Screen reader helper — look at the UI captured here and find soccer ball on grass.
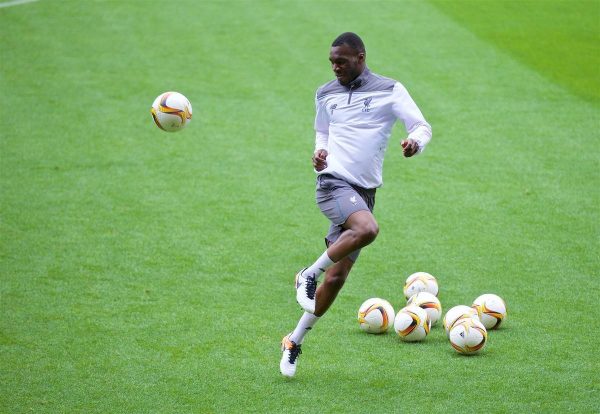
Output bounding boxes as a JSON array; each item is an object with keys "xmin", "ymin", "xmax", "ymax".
[
  {"xmin": 472, "ymin": 294, "xmax": 507, "ymax": 330},
  {"xmin": 448, "ymin": 316, "xmax": 488, "ymax": 354},
  {"xmin": 403, "ymin": 272, "xmax": 438, "ymax": 299},
  {"xmin": 407, "ymin": 292, "xmax": 442, "ymax": 326},
  {"xmin": 357, "ymin": 298, "xmax": 395, "ymax": 334},
  {"xmin": 394, "ymin": 305, "xmax": 431, "ymax": 342},
  {"xmin": 443, "ymin": 305, "xmax": 479, "ymax": 336}
]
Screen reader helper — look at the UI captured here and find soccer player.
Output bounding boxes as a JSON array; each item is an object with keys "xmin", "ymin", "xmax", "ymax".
[{"xmin": 280, "ymin": 32, "xmax": 432, "ymax": 377}]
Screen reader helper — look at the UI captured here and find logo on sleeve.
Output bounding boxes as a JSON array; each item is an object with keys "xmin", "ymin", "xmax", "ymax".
[{"xmin": 330, "ymin": 104, "xmax": 337, "ymax": 115}]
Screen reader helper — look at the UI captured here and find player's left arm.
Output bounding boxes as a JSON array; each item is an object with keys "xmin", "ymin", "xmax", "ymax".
[{"xmin": 391, "ymin": 82, "xmax": 432, "ymax": 158}]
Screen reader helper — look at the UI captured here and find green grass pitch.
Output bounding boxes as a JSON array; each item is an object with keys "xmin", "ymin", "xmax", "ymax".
[{"xmin": 1, "ymin": 0, "xmax": 599, "ymax": 412}]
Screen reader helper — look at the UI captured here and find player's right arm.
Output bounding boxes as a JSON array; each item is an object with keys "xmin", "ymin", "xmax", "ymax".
[
  {"xmin": 312, "ymin": 149, "xmax": 328, "ymax": 171},
  {"xmin": 313, "ymin": 91, "xmax": 330, "ymax": 171}
]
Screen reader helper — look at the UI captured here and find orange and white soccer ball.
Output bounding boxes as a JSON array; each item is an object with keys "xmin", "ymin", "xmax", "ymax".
[
  {"xmin": 403, "ymin": 272, "xmax": 438, "ymax": 299},
  {"xmin": 151, "ymin": 91, "xmax": 192, "ymax": 132},
  {"xmin": 449, "ymin": 317, "xmax": 488, "ymax": 354},
  {"xmin": 407, "ymin": 292, "xmax": 442, "ymax": 326},
  {"xmin": 443, "ymin": 305, "xmax": 479, "ymax": 336},
  {"xmin": 357, "ymin": 298, "xmax": 395, "ymax": 334},
  {"xmin": 394, "ymin": 305, "xmax": 431, "ymax": 342},
  {"xmin": 472, "ymin": 294, "xmax": 507, "ymax": 330}
]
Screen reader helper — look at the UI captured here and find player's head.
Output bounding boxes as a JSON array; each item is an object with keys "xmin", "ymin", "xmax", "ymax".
[{"xmin": 330, "ymin": 32, "xmax": 366, "ymax": 86}]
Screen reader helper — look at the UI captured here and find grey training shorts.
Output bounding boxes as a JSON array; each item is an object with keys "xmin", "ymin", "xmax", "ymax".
[{"xmin": 316, "ymin": 174, "xmax": 376, "ymax": 262}]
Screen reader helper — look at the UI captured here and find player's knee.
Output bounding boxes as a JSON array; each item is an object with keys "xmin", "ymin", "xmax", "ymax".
[{"xmin": 358, "ymin": 222, "xmax": 379, "ymax": 245}]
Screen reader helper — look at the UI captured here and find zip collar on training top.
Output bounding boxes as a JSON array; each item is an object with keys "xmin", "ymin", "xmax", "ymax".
[
  {"xmin": 343, "ymin": 67, "xmax": 371, "ymax": 104},
  {"xmin": 344, "ymin": 67, "xmax": 371, "ymax": 90}
]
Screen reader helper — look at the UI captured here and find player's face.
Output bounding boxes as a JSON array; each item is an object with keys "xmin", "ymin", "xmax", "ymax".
[{"xmin": 329, "ymin": 44, "xmax": 365, "ymax": 86}]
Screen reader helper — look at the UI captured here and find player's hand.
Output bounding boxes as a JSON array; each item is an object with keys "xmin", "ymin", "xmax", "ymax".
[
  {"xmin": 313, "ymin": 149, "xmax": 328, "ymax": 171},
  {"xmin": 401, "ymin": 139, "xmax": 420, "ymax": 158}
]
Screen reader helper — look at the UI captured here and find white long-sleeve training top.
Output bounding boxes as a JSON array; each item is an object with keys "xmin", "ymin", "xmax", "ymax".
[{"xmin": 314, "ymin": 67, "xmax": 432, "ymax": 189}]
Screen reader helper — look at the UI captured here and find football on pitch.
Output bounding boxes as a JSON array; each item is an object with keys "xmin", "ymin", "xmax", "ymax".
[
  {"xmin": 449, "ymin": 316, "xmax": 488, "ymax": 355},
  {"xmin": 443, "ymin": 305, "xmax": 479, "ymax": 336},
  {"xmin": 357, "ymin": 298, "xmax": 395, "ymax": 334},
  {"xmin": 403, "ymin": 272, "xmax": 438, "ymax": 299},
  {"xmin": 472, "ymin": 293, "xmax": 507, "ymax": 330},
  {"xmin": 394, "ymin": 305, "xmax": 431, "ymax": 342},
  {"xmin": 407, "ymin": 292, "xmax": 442, "ymax": 326},
  {"xmin": 151, "ymin": 91, "xmax": 192, "ymax": 132}
]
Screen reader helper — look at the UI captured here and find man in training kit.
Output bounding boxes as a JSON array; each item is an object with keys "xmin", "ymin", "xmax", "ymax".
[{"xmin": 280, "ymin": 32, "xmax": 432, "ymax": 377}]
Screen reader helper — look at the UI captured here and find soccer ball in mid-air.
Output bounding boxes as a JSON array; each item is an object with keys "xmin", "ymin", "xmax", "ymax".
[
  {"xmin": 403, "ymin": 272, "xmax": 438, "ymax": 299},
  {"xmin": 449, "ymin": 317, "xmax": 488, "ymax": 355},
  {"xmin": 394, "ymin": 305, "xmax": 431, "ymax": 342},
  {"xmin": 357, "ymin": 298, "xmax": 395, "ymax": 334},
  {"xmin": 407, "ymin": 292, "xmax": 442, "ymax": 326},
  {"xmin": 443, "ymin": 305, "xmax": 479, "ymax": 336},
  {"xmin": 472, "ymin": 294, "xmax": 507, "ymax": 330},
  {"xmin": 151, "ymin": 91, "xmax": 192, "ymax": 132}
]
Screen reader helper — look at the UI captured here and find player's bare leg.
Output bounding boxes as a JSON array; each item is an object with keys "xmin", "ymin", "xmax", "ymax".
[
  {"xmin": 286, "ymin": 211, "xmax": 377, "ymax": 376},
  {"xmin": 296, "ymin": 210, "xmax": 378, "ymax": 313},
  {"xmin": 283, "ymin": 255, "xmax": 355, "ymax": 376},
  {"xmin": 314, "ymin": 258, "xmax": 354, "ymax": 316},
  {"xmin": 326, "ymin": 210, "xmax": 378, "ymax": 262}
]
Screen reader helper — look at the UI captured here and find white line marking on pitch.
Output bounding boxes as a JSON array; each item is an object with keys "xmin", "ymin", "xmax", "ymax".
[{"xmin": 0, "ymin": 0, "xmax": 39, "ymax": 8}]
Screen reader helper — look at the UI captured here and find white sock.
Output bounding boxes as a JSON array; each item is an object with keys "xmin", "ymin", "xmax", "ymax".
[
  {"xmin": 303, "ymin": 251, "xmax": 334, "ymax": 281},
  {"xmin": 289, "ymin": 312, "xmax": 320, "ymax": 344}
]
